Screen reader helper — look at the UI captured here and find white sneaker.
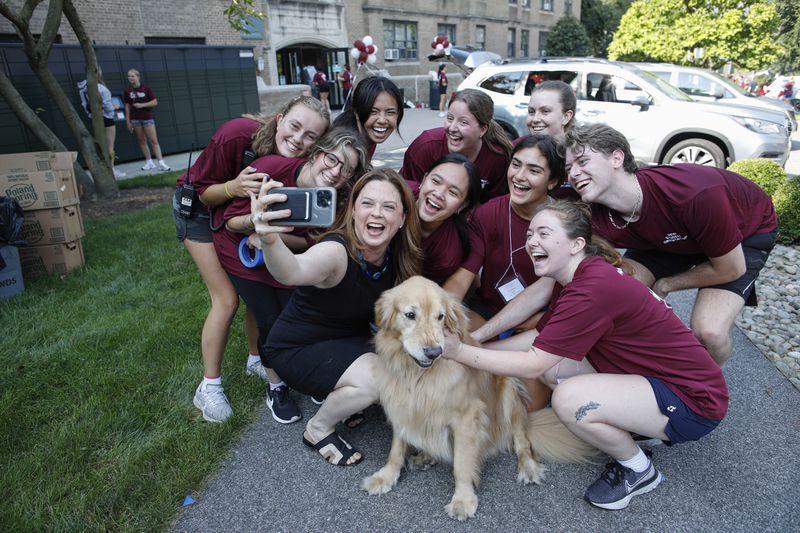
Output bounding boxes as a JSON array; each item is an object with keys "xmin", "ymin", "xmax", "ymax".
[
  {"xmin": 157, "ymin": 160, "xmax": 171, "ymax": 171},
  {"xmin": 141, "ymin": 160, "xmax": 156, "ymax": 170},
  {"xmin": 113, "ymin": 168, "xmax": 126, "ymax": 179},
  {"xmin": 193, "ymin": 382, "xmax": 233, "ymax": 423},
  {"xmin": 245, "ymin": 360, "xmax": 269, "ymax": 382}
]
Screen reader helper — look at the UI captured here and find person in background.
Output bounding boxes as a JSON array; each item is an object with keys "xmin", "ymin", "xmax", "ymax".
[
  {"xmin": 443, "ymin": 201, "xmax": 728, "ymax": 511},
  {"xmin": 333, "ymin": 76, "xmax": 404, "ymax": 162},
  {"xmin": 123, "ymin": 68, "xmax": 170, "ymax": 171},
  {"xmin": 337, "ymin": 63, "xmax": 354, "ymax": 105},
  {"xmin": 437, "ymin": 64, "xmax": 449, "ymax": 118},
  {"xmin": 77, "ymin": 67, "xmax": 125, "ymax": 178},
  {"xmin": 175, "ymin": 96, "xmax": 329, "ymax": 423},
  {"xmin": 401, "ymin": 89, "xmax": 512, "ymax": 202},
  {"xmin": 313, "ymin": 66, "xmax": 331, "ymax": 112}
]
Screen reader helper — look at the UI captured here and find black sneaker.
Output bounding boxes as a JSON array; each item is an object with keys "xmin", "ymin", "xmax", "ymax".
[
  {"xmin": 584, "ymin": 459, "xmax": 662, "ymax": 510},
  {"xmin": 310, "ymin": 394, "xmax": 326, "ymax": 405},
  {"xmin": 266, "ymin": 385, "xmax": 302, "ymax": 424}
]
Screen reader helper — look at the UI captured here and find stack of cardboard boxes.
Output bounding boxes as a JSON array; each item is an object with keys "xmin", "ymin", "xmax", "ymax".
[{"xmin": 0, "ymin": 151, "xmax": 85, "ymax": 279}]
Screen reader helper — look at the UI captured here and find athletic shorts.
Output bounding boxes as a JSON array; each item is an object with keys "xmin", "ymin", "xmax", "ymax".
[
  {"xmin": 645, "ymin": 376, "xmax": 721, "ymax": 444},
  {"xmin": 103, "ymin": 117, "xmax": 115, "ymax": 127},
  {"xmin": 130, "ymin": 118, "xmax": 155, "ymax": 127},
  {"xmin": 624, "ymin": 231, "xmax": 776, "ymax": 306},
  {"xmin": 172, "ymin": 189, "xmax": 212, "ymax": 243}
]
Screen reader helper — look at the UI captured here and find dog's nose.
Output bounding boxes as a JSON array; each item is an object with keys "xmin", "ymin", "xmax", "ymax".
[{"xmin": 423, "ymin": 346, "xmax": 443, "ymax": 360}]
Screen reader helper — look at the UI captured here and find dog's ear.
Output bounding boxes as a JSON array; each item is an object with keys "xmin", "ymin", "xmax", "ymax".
[
  {"xmin": 375, "ymin": 287, "xmax": 398, "ymax": 331},
  {"xmin": 443, "ymin": 289, "xmax": 469, "ymax": 339}
]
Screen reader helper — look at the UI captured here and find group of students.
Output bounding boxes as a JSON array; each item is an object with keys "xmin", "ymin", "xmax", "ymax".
[{"xmin": 173, "ymin": 75, "xmax": 777, "ymax": 510}]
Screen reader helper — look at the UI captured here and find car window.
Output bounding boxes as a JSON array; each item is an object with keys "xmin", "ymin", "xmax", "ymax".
[
  {"xmin": 649, "ymin": 71, "xmax": 670, "ymax": 82},
  {"xmin": 584, "ymin": 73, "xmax": 652, "ymax": 104},
  {"xmin": 479, "ymin": 71, "xmax": 524, "ymax": 95},
  {"xmin": 522, "ymin": 70, "xmax": 579, "ymax": 96},
  {"xmin": 677, "ymin": 72, "xmax": 726, "ymax": 98}
]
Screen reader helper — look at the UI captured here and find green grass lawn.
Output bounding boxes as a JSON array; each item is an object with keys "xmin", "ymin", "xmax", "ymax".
[{"xmin": 0, "ymin": 199, "xmax": 264, "ymax": 530}]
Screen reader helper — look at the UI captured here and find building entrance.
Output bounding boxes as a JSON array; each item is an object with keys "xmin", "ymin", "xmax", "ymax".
[{"xmin": 277, "ymin": 44, "xmax": 350, "ymax": 109}]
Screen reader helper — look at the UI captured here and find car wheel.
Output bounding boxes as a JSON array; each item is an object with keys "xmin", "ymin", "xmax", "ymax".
[
  {"xmin": 663, "ymin": 139, "xmax": 725, "ymax": 167},
  {"xmin": 499, "ymin": 123, "xmax": 519, "ymax": 142}
]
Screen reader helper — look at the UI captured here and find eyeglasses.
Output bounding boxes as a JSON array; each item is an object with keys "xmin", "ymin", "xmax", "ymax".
[{"xmin": 321, "ymin": 151, "xmax": 354, "ymax": 179}]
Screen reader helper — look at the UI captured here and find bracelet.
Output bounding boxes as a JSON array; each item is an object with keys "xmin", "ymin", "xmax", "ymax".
[{"xmin": 224, "ymin": 181, "xmax": 235, "ymax": 199}]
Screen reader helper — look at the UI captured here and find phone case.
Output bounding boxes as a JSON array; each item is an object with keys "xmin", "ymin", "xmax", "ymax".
[{"xmin": 267, "ymin": 187, "xmax": 336, "ymax": 228}]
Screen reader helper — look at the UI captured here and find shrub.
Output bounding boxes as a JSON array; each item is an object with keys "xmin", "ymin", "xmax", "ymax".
[
  {"xmin": 727, "ymin": 158, "xmax": 787, "ymax": 197},
  {"xmin": 773, "ymin": 177, "xmax": 800, "ymax": 244}
]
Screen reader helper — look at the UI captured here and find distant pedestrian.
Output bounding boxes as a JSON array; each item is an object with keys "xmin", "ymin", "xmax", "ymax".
[
  {"xmin": 123, "ymin": 68, "xmax": 170, "ymax": 171},
  {"xmin": 77, "ymin": 67, "xmax": 125, "ymax": 178},
  {"xmin": 313, "ymin": 67, "xmax": 331, "ymax": 112},
  {"xmin": 437, "ymin": 64, "xmax": 448, "ymax": 117}
]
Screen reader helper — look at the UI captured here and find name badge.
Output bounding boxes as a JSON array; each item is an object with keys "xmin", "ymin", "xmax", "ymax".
[{"xmin": 495, "ymin": 271, "xmax": 527, "ymax": 304}]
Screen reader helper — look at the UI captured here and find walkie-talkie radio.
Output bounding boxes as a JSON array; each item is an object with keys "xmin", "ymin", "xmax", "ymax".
[{"xmin": 178, "ymin": 144, "xmax": 197, "ymax": 218}]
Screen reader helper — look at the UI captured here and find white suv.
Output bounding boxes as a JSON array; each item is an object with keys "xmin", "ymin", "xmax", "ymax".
[
  {"xmin": 458, "ymin": 58, "xmax": 791, "ymax": 168},
  {"xmin": 634, "ymin": 62, "xmax": 797, "ymax": 132}
]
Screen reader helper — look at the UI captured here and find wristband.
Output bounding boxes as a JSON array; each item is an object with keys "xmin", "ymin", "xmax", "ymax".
[
  {"xmin": 238, "ymin": 237, "xmax": 264, "ymax": 268},
  {"xmin": 224, "ymin": 181, "xmax": 235, "ymax": 199}
]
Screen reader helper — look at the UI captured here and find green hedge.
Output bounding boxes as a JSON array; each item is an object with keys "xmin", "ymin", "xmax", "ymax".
[{"xmin": 727, "ymin": 158, "xmax": 799, "ymax": 245}]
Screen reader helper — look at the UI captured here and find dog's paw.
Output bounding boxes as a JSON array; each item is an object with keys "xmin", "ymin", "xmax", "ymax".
[
  {"xmin": 445, "ymin": 493, "xmax": 478, "ymax": 521},
  {"xmin": 517, "ymin": 456, "xmax": 546, "ymax": 485},
  {"xmin": 361, "ymin": 471, "xmax": 398, "ymax": 495},
  {"xmin": 407, "ymin": 450, "xmax": 437, "ymax": 471}
]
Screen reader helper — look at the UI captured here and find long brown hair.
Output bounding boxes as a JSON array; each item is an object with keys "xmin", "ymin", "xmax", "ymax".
[
  {"xmin": 536, "ymin": 201, "xmax": 633, "ymax": 274},
  {"xmin": 449, "ymin": 89, "xmax": 512, "ymax": 161},
  {"xmin": 245, "ymin": 96, "xmax": 330, "ymax": 157},
  {"xmin": 326, "ymin": 169, "xmax": 422, "ymax": 283}
]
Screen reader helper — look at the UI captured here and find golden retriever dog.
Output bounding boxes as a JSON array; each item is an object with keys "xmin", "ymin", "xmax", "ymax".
[{"xmin": 362, "ymin": 276, "xmax": 596, "ymax": 520}]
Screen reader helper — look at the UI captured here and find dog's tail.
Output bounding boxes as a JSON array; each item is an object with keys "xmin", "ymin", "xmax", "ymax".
[{"xmin": 527, "ymin": 408, "xmax": 599, "ymax": 464}]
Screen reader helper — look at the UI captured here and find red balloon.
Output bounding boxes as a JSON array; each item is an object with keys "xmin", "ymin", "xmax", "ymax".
[
  {"xmin": 359, "ymin": 51, "xmax": 368, "ymax": 63},
  {"xmin": 431, "ymin": 41, "xmax": 437, "ymax": 49},
  {"xmin": 366, "ymin": 45, "xmax": 375, "ymax": 54},
  {"xmin": 354, "ymin": 39, "xmax": 365, "ymax": 51}
]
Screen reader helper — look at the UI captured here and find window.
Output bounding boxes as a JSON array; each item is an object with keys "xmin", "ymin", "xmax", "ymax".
[
  {"xmin": 585, "ymin": 73, "xmax": 651, "ymax": 104},
  {"xmin": 522, "ymin": 0, "xmax": 531, "ymax": 7},
  {"xmin": 479, "ymin": 71, "xmax": 524, "ymax": 95},
  {"xmin": 565, "ymin": 0, "xmax": 573, "ymax": 15},
  {"xmin": 677, "ymin": 72, "xmax": 733, "ymax": 98},
  {"xmin": 239, "ymin": 15, "xmax": 264, "ymax": 40},
  {"xmin": 509, "ymin": 0, "xmax": 517, "ymax": 4},
  {"xmin": 475, "ymin": 25, "xmax": 486, "ymax": 51},
  {"xmin": 384, "ymin": 20, "xmax": 418, "ymax": 60},
  {"xmin": 521, "ymin": 30, "xmax": 530, "ymax": 57},
  {"xmin": 437, "ymin": 24, "xmax": 456, "ymax": 45},
  {"xmin": 541, "ymin": 0, "xmax": 553, "ymax": 12},
  {"xmin": 538, "ymin": 31, "xmax": 549, "ymax": 57},
  {"xmin": 507, "ymin": 28, "xmax": 517, "ymax": 58},
  {"xmin": 523, "ymin": 70, "xmax": 579, "ymax": 95}
]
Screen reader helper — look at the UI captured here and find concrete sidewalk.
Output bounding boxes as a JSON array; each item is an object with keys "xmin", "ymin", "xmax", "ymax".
[{"xmin": 171, "ymin": 291, "xmax": 799, "ymax": 532}]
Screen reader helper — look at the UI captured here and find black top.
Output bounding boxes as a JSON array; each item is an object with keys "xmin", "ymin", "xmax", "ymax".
[{"xmin": 266, "ymin": 234, "xmax": 396, "ymax": 350}]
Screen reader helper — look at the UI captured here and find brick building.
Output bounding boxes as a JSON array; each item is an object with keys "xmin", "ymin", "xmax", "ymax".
[{"xmin": 1, "ymin": 0, "xmax": 580, "ymax": 106}]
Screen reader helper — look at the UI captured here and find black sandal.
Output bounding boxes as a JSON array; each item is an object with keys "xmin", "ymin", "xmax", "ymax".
[{"xmin": 302, "ymin": 431, "xmax": 363, "ymax": 466}]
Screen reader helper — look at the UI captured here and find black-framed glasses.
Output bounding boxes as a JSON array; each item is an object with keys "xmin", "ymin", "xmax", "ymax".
[{"xmin": 321, "ymin": 151, "xmax": 354, "ymax": 179}]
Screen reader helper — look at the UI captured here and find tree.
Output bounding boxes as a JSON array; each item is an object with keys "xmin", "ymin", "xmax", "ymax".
[
  {"xmin": 774, "ymin": 0, "xmax": 800, "ymax": 73},
  {"xmin": 545, "ymin": 16, "xmax": 592, "ymax": 57},
  {"xmin": 0, "ymin": 0, "xmax": 115, "ymax": 199},
  {"xmin": 608, "ymin": 0, "xmax": 783, "ymax": 71},
  {"xmin": 580, "ymin": 0, "xmax": 633, "ymax": 58}
]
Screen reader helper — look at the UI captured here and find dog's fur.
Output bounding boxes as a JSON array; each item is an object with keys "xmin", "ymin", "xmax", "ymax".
[{"xmin": 362, "ymin": 276, "xmax": 596, "ymax": 520}]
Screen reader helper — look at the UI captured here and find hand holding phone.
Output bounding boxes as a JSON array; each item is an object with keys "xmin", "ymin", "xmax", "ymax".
[{"xmin": 266, "ymin": 187, "xmax": 337, "ymax": 228}]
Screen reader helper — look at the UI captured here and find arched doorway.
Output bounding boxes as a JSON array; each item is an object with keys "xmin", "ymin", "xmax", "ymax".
[{"xmin": 276, "ymin": 43, "xmax": 350, "ymax": 109}]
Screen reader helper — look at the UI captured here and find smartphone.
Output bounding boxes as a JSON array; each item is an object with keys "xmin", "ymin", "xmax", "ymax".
[{"xmin": 266, "ymin": 187, "xmax": 337, "ymax": 227}]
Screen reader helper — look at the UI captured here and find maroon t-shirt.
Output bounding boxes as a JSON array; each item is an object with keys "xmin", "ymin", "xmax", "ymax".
[
  {"xmin": 408, "ymin": 180, "xmax": 466, "ymax": 285},
  {"xmin": 213, "ymin": 156, "xmax": 308, "ymax": 286},
  {"xmin": 462, "ymin": 194, "xmax": 539, "ymax": 316},
  {"xmin": 534, "ymin": 256, "xmax": 728, "ymax": 421},
  {"xmin": 400, "ymin": 128, "xmax": 509, "ymax": 202},
  {"xmin": 123, "ymin": 84, "xmax": 156, "ymax": 121},
  {"xmin": 592, "ymin": 164, "xmax": 777, "ymax": 258}
]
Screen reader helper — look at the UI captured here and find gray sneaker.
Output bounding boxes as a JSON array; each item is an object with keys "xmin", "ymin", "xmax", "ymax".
[
  {"xmin": 245, "ymin": 360, "xmax": 269, "ymax": 382},
  {"xmin": 584, "ymin": 460, "xmax": 662, "ymax": 510},
  {"xmin": 193, "ymin": 382, "xmax": 233, "ymax": 423}
]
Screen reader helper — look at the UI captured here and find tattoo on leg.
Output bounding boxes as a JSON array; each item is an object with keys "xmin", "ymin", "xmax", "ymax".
[{"xmin": 575, "ymin": 401, "xmax": 600, "ymax": 422}]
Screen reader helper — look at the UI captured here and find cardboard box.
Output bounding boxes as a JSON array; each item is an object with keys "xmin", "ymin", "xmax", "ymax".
[
  {"xmin": 19, "ymin": 240, "xmax": 84, "ymax": 278},
  {"xmin": 19, "ymin": 205, "xmax": 85, "ymax": 245},
  {"xmin": 0, "ymin": 151, "xmax": 76, "ymax": 174},
  {"xmin": 0, "ymin": 169, "xmax": 79, "ymax": 209}
]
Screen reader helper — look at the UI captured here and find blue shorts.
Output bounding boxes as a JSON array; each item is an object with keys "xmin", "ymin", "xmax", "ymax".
[
  {"xmin": 130, "ymin": 118, "xmax": 155, "ymax": 127},
  {"xmin": 172, "ymin": 189, "xmax": 212, "ymax": 243},
  {"xmin": 645, "ymin": 376, "xmax": 721, "ymax": 444}
]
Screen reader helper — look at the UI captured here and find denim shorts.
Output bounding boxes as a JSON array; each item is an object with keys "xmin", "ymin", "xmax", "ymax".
[
  {"xmin": 624, "ymin": 231, "xmax": 776, "ymax": 306},
  {"xmin": 172, "ymin": 189, "xmax": 212, "ymax": 243},
  {"xmin": 645, "ymin": 376, "xmax": 721, "ymax": 444},
  {"xmin": 130, "ymin": 118, "xmax": 155, "ymax": 127}
]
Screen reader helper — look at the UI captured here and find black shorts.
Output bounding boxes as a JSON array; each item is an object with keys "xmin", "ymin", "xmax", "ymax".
[
  {"xmin": 103, "ymin": 117, "xmax": 115, "ymax": 127},
  {"xmin": 318, "ymin": 86, "xmax": 330, "ymax": 94},
  {"xmin": 624, "ymin": 231, "xmax": 776, "ymax": 306},
  {"xmin": 172, "ymin": 189, "xmax": 212, "ymax": 243}
]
